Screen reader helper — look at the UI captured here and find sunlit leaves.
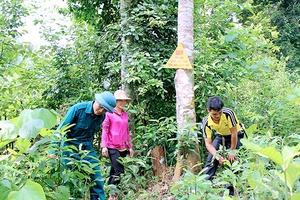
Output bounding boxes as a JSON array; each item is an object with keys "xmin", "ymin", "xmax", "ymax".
[
  {"xmin": 0, "ymin": 120, "xmax": 19, "ymax": 141},
  {"xmin": 31, "ymin": 108, "xmax": 57, "ymax": 129},
  {"xmin": 7, "ymin": 180, "xmax": 46, "ymax": 200},
  {"xmin": 0, "ymin": 180, "xmax": 12, "ymax": 200},
  {"xmin": 15, "ymin": 138, "xmax": 31, "ymax": 153},
  {"xmin": 19, "ymin": 119, "xmax": 44, "ymax": 139}
]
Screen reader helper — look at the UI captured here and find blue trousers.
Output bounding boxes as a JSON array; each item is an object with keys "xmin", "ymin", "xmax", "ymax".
[
  {"xmin": 62, "ymin": 140, "xmax": 105, "ymax": 200},
  {"xmin": 203, "ymin": 133, "xmax": 242, "ymax": 181}
]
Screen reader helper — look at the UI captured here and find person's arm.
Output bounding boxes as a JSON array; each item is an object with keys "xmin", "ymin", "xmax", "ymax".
[
  {"xmin": 124, "ymin": 113, "xmax": 134, "ymax": 157},
  {"xmin": 229, "ymin": 126, "xmax": 238, "ymax": 151},
  {"xmin": 126, "ymin": 127, "xmax": 134, "ymax": 158},
  {"xmin": 228, "ymin": 126, "xmax": 238, "ymax": 163},
  {"xmin": 101, "ymin": 114, "xmax": 110, "ymax": 157},
  {"xmin": 204, "ymin": 137, "xmax": 226, "ymax": 165}
]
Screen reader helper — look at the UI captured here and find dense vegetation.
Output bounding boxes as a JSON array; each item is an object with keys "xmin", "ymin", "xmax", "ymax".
[{"xmin": 1, "ymin": 0, "xmax": 299, "ymax": 199}]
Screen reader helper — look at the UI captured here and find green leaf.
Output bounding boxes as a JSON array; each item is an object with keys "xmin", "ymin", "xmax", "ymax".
[
  {"xmin": 27, "ymin": 137, "xmax": 51, "ymax": 155},
  {"xmin": 257, "ymin": 147, "xmax": 283, "ymax": 167},
  {"xmin": 15, "ymin": 138, "xmax": 31, "ymax": 153},
  {"xmin": 39, "ymin": 128, "xmax": 53, "ymax": 137},
  {"xmin": 277, "ymin": 163, "xmax": 300, "ymax": 192},
  {"xmin": 291, "ymin": 193, "xmax": 300, "ymax": 200},
  {"xmin": 0, "ymin": 140, "xmax": 14, "ymax": 149},
  {"xmin": 52, "ymin": 186, "xmax": 70, "ymax": 200},
  {"xmin": 228, "ymin": 52, "xmax": 237, "ymax": 58},
  {"xmin": 19, "ymin": 119, "xmax": 44, "ymax": 139},
  {"xmin": 282, "ymin": 143, "xmax": 300, "ymax": 170},
  {"xmin": 240, "ymin": 139, "xmax": 261, "ymax": 151},
  {"xmin": 0, "ymin": 180, "xmax": 11, "ymax": 200},
  {"xmin": 7, "ymin": 180, "xmax": 46, "ymax": 200},
  {"xmin": 248, "ymin": 177, "xmax": 271, "ymax": 191},
  {"xmin": 31, "ymin": 108, "xmax": 58, "ymax": 129},
  {"xmin": 0, "ymin": 121, "xmax": 19, "ymax": 141},
  {"xmin": 225, "ymin": 33, "xmax": 238, "ymax": 42},
  {"xmin": 17, "ymin": 109, "xmax": 33, "ymax": 128}
]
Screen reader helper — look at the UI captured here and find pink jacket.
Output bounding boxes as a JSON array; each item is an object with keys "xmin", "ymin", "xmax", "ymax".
[{"xmin": 101, "ymin": 109, "xmax": 132, "ymax": 150}]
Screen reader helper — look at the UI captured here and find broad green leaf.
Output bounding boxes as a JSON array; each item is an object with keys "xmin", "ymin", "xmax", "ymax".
[
  {"xmin": 19, "ymin": 119, "xmax": 44, "ymax": 139},
  {"xmin": 31, "ymin": 108, "xmax": 58, "ymax": 129},
  {"xmin": 0, "ymin": 121, "xmax": 19, "ymax": 141},
  {"xmin": 1, "ymin": 180, "xmax": 11, "ymax": 189},
  {"xmin": 15, "ymin": 138, "xmax": 31, "ymax": 153},
  {"xmin": 257, "ymin": 147, "xmax": 283, "ymax": 167},
  {"xmin": 291, "ymin": 193, "xmax": 300, "ymax": 200},
  {"xmin": 7, "ymin": 180, "xmax": 46, "ymax": 200},
  {"xmin": 282, "ymin": 144, "xmax": 300, "ymax": 169},
  {"xmin": 277, "ymin": 163, "xmax": 300, "ymax": 192},
  {"xmin": 17, "ymin": 109, "xmax": 33, "ymax": 128},
  {"xmin": 0, "ymin": 181, "xmax": 11, "ymax": 200}
]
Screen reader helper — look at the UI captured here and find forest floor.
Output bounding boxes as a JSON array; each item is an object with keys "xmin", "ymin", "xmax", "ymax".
[{"xmin": 145, "ymin": 167, "xmax": 176, "ymax": 200}]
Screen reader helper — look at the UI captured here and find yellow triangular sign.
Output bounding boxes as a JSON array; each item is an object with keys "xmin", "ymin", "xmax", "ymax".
[{"xmin": 165, "ymin": 42, "xmax": 192, "ymax": 69}]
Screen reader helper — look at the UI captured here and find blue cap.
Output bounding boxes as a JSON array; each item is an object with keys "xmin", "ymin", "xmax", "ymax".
[{"xmin": 95, "ymin": 91, "xmax": 116, "ymax": 113}]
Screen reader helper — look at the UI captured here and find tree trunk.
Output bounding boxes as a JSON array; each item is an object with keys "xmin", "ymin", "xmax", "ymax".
[
  {"xmin": 172, "ymin": 0, "xmax": 201, "ymax": 182},
  {"xmin": 120, "ymin": 0, "xmax": 131, "ymax": 93},
  {"xmin": 119, "ymin": 0, "xmax": 136, "ymax": 137},
  {"xmin": 151, "ymin": 146, "xmax": 166, "ymax": 178}
]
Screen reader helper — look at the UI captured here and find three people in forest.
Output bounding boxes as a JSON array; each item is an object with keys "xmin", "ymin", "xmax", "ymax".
[{"xmin": 51, "ymin": 91, "xmax": 242, "ymax": 198}]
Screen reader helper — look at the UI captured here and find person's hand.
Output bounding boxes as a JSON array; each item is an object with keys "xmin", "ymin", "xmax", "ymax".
[
  {"xmin": 218, "ymin": 156, "xmax": 226, "ymax": 165},
  {"xmin": 102, "ymin": 147, "xmax": 108, "ymax": 157},
  {"xmin": 227, "ymin": 151, "xmax": 236, "ymax": 164},
  {"xmin": 129, "ymin": 148, "xmax": 134, "ymax": 158}
]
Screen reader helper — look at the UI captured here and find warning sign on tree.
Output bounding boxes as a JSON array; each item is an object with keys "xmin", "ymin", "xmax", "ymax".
[{"xmin": 165, "ymin": 42, "xmax": 192, "ymax": 69}]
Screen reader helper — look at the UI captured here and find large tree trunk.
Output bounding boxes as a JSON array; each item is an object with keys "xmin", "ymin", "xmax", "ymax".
[
  {"xmin": 120, "ymin": 0, "xmax": 131, "ymax": 93},
  {"xmin": 172, "ymin": 0, "xmax": 201, "ymax": 182},
  {"xmin": 120, "ymin": 0, "xmax": 136, "ymax": 137}
]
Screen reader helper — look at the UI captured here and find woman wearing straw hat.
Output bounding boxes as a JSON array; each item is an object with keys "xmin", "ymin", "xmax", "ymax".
[{"xmin": 101, "ymin": 90, "xmax": 134, "ymax": 200}]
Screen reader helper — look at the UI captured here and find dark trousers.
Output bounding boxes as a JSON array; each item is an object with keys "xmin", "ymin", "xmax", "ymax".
[
  {"xmin": 62, "ymin": 140, "xmax": 105, "ymax": 200},
  {"xmin": 203, "ymin": 132, "xmax": 243, "ymax": 181},
  {"xmin": 108, "ymin": 148, "xmax": 128, "ymax": 185}
]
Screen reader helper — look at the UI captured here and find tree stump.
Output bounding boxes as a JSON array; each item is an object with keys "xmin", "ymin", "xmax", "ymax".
[{"xmin": 151, "ymin": 146, "xmax": 165, "ymax": 178}]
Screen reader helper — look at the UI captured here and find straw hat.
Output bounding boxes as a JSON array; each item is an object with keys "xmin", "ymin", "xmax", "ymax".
[{"xmin": 114, "ymin": 90, "xmax": 131, "ymax": 102}]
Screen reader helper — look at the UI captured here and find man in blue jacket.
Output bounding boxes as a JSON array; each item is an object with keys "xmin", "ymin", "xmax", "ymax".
[{"xmin": 53, "ymin": 91, "xmax": 116, "ymax": 200}]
